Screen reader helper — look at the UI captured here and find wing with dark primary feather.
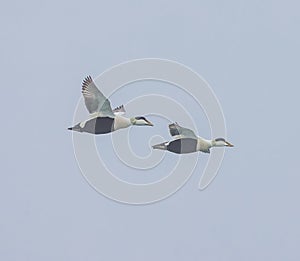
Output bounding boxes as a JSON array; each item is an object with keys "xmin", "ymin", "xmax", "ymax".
[
  {"xmin": 81, "ymin": 76, "xmax": 114, "ymax": 117},
  {"xmin": 112, "ymin": 104, "xmax": 126, "ymax": 115},
  {"xmin": 168, "ymin": 122, "xmax": 197, "ymax": 139}
]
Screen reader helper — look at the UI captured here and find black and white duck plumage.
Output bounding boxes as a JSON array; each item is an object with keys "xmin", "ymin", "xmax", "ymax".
[
  {"xmin": 152, "ymin": 122, "xmax": 233, "ymax": 154},
  {"xmin": 68, "ymin": 76, "xmax": 153, "ymax": 134}
]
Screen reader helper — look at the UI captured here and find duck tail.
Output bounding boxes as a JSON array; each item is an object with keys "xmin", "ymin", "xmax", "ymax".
[
  {"xmin": 67, "ymin": 123, "xmax": 82, "ymax": 132},
  {"xmin": 152, "ymin": 142, "xmax": 168, "ymax": 150}
]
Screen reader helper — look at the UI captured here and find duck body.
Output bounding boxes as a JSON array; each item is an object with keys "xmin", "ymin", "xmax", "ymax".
[
  {"xmin": 69, "ymin": 115, "xmax": 132, "ymax": 134},
  {"xmin": 152, "ymin": 137, "xmax": 210, "ymax": 154},
  {"xmin": 79, "ymin": 117, "xmax": 115, "ymax": 134},
  {"xmin": 152, "ymin": 123, "xmax": 233, "ymax": 154},
  {"xmin": 168, "ymin": 138, "xmax": 198, "ymax": 154}
]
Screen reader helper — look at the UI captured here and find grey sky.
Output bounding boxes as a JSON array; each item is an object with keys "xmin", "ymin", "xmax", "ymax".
[{"xmin": 1, "ymin": 0, "xmax": 299, "ymax": 260}]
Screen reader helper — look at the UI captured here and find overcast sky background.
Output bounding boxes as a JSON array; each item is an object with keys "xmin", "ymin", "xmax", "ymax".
[{"xmin": 1, "ymin": 0, "xmax": 300, "ymax": 260}]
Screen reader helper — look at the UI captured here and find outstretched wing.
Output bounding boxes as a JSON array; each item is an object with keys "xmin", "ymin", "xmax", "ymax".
[
  {"xmin": 81, "ymin": 76, "xmax": 114, "ymax": 117},
  {"xmin": 168, "ymin": 122, "xmax": 197, "ymax": 139},
  {"xmin": 112, "ymin": 104, "xmax": 126, "ymax": 115}
]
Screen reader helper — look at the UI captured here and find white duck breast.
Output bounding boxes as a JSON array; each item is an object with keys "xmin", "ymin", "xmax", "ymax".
[{"xmin": 113, "ymin": 115, "xmax": 131, "ymax": 131}]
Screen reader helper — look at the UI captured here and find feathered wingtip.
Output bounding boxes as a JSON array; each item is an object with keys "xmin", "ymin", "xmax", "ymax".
[
  {"xmin": 82, "ymin": 75, "xmax": 93, "ymax": 90},
  {"xmin": 113, "ymin": 104, "xmax": 126, "ymax": 115},
  {"xmin": 169, "ymin": 122, "xmax": 181, "ymax": 136},
  {"xmin": 169, "ymin": 122, "xmax": 179, "ymax": 127}
]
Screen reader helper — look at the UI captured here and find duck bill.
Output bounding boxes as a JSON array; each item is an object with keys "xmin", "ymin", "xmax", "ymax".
[
  {"xmin": 146, "ymin": 120, "xmax": 154, "ymax": 126},
  {"xmin": 226, "ymin": 141, "xmax": 234, "ymax": 147}
]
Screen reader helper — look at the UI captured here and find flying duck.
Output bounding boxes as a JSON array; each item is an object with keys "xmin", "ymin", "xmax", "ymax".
[
  {"xmin": 68, "ymin": 76, "xmax": 153, "ymax": 134},
  {"xmin": 152, "ymin": 122, "xmax": 233, "ymax": 154}
]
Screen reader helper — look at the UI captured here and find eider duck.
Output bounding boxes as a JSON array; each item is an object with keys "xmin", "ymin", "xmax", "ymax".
[
  {"xmin": 152, "ymin": 122, "xmax": 233, "ymax": 154},
  {"xmin": 68, "ymin": 76, "xmax": 153, "ymax": 134}
]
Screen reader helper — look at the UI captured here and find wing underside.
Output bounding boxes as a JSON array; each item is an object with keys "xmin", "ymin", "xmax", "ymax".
[{"xmin": 81, "ymin": 76, "xmax": 115, "ymax": 117}]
